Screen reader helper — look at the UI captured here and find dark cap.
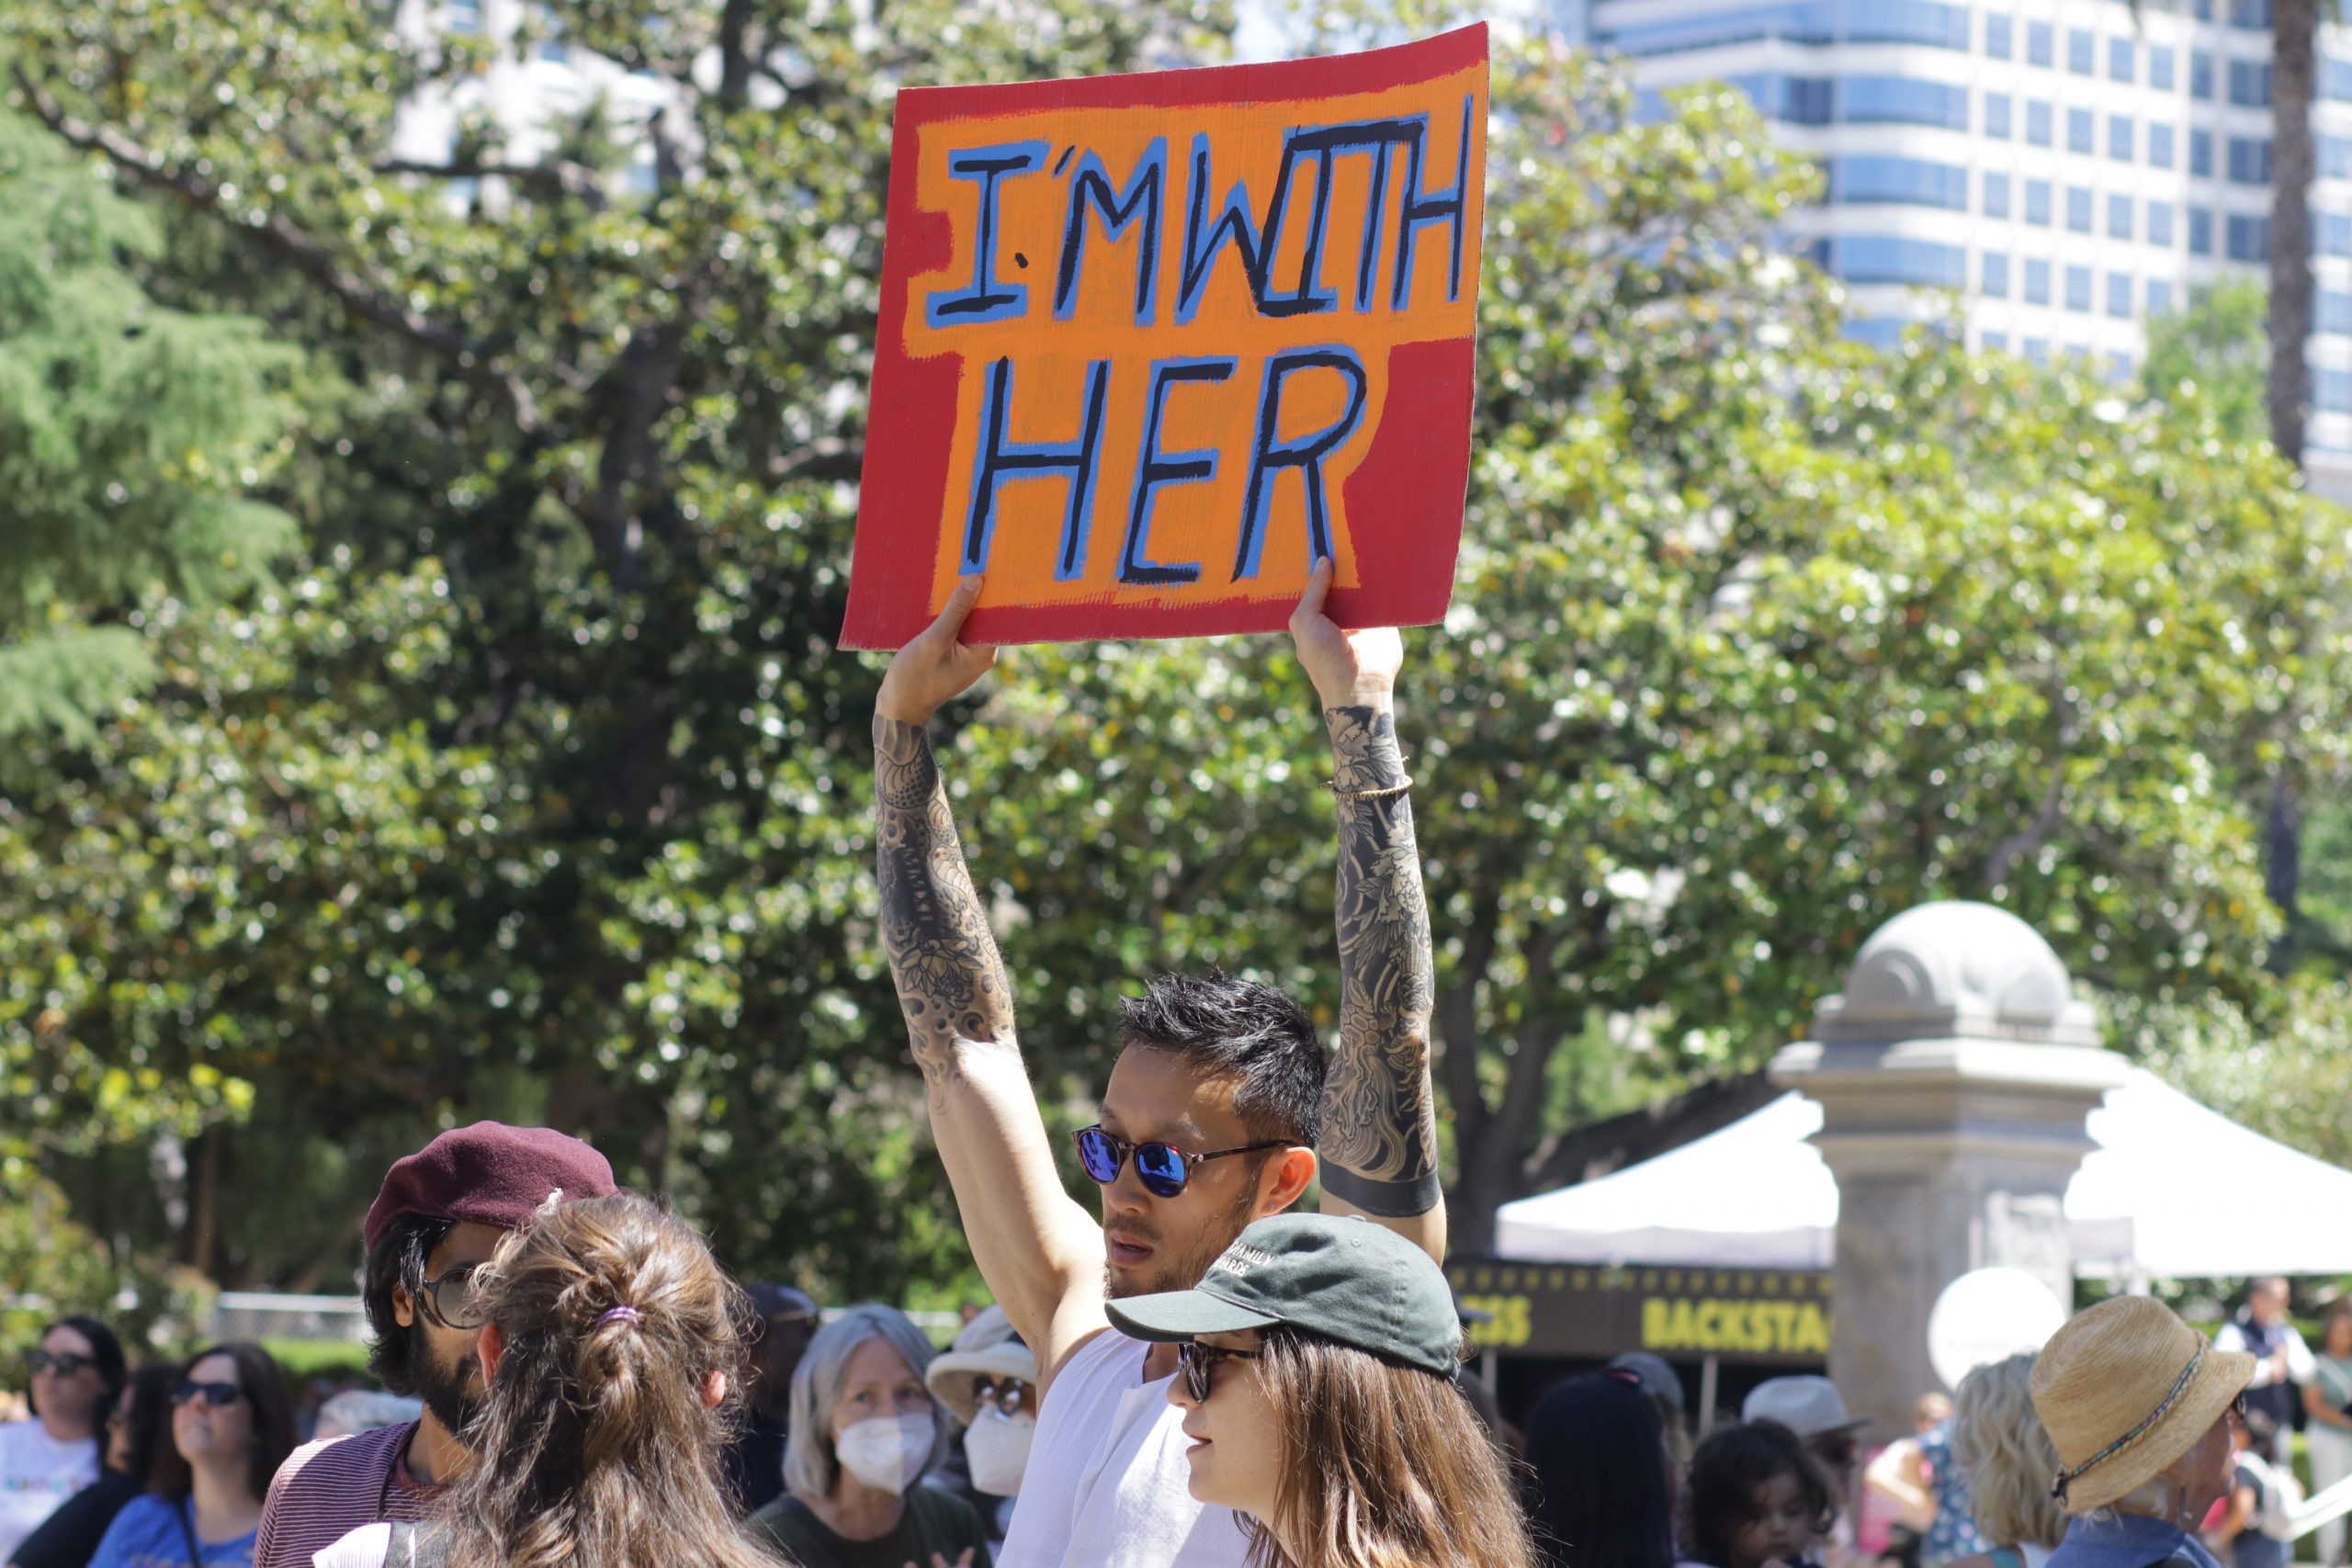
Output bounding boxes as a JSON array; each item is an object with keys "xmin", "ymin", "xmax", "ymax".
[
  {"xmin": 363, "ymin": 1122, "xmax": 618, "ymax": 1250},
  {"xmin": 1608, "ymin": 1350, "xmax": 1687, "ymax": 1411},
  {"xmin": 1105, "ymin": 1213, "xmax": 1463, "ymax": 1381}
]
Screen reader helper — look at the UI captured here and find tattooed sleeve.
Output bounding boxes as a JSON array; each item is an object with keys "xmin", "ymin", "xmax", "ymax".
[
  {"xmin": 1317, "ymin": 705, "xmax": 1442, "ymax": 1218},
  {"xmin": 874, "ymin": 715, "xmax": 1017, "ymax": 1084}
]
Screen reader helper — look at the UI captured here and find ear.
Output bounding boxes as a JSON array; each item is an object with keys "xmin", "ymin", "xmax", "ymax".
[
  {"xmin": 391, "ymin": 1283, "xmax": 417, "ymax": 1331},
  {"xmin": 476, "ymin": 1323, "xmax": 504, "ymax": 1384},
  {"xmin": 702, "ymin": 1370, "xmax": 728, "ymax": 1410},
  {"xmin": 1259, "ymin": 1147, "xmax": 1317, "ymax": 1216}
]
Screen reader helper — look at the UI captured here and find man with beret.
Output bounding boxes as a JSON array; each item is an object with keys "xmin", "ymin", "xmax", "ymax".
[{"xmin": 251, "ymin": 1122, "xmax": 617, "ymax": 1568}]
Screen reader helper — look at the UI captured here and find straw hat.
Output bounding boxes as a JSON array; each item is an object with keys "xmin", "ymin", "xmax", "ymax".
[
  {"xmin": 2029, "ymin": 1296, "xmax": 2254, "ymax": 1513},
  {"xmin": 923, "ymin": 1305, "xmax": 1036, "ymax": 1426}
]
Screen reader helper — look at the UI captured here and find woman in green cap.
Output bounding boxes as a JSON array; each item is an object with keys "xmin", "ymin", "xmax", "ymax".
[{"xmin": 1107, "ymin": 1212, "xmax": 1534, "ymax": 1568}]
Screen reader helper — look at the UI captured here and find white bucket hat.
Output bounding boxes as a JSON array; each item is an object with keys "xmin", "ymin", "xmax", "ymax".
[{"xmin": 923, "ymin": 1304, "xmax": 1037, "ymax": 1426}]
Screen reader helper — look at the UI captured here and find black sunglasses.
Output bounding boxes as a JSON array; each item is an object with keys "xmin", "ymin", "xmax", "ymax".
[
  {"xmin": 1176, "ymin": 1341, "xmax": 1261, "ymax": 1403},
  {"xmin": 26, "ymin": 1349, "xmax": 95, "ymax": 1377},
  {"xmin": 1073, "ymin": 1126, "xmax": 1290, "ymax": 1200},
  {"xmin": 171, "ymin": 1381, "xmax": 243, "ymax": 1409},
  {"xmin": 416, "ymin": 1264, "xmax": 490, "ymax": 1331},
  {"xmin": 974, "ymin": 1376, "xmax": 1030, "ymax": 1417}
]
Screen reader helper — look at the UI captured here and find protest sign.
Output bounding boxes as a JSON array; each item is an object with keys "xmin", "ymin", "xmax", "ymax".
[{"xmin": 839, "ymin": 26, "xmax": 1489, "ymax": 649}]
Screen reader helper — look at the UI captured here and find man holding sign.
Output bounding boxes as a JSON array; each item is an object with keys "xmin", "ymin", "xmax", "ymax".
[{"xmin": 870, "ymin": 559, "xmax": 1443, "ymax": 1567}]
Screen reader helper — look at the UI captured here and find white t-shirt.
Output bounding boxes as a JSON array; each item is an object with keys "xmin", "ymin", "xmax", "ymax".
[
  {"xmin": 0, "ymin": 1418, "xmax": 101, "ymax": 1559},
  {"xmin": 996, "ymin": 1330, "xmax": 1250, "ymax": 1568}
]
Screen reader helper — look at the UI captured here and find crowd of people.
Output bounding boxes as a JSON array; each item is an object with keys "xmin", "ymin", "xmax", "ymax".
[{"xmin": 2, "ymin": 583, "xmax": 2346, "ymax": 1568}]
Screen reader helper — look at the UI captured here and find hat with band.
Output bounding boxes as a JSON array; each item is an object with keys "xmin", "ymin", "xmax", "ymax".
[
  {"xmin": 2030, "ymin": 1295, "xmax": 2254, "ymax": 1514},
  {"xmin": 1104, "ymin": 1213, "xmax": 1463, "ymax": 1381}
]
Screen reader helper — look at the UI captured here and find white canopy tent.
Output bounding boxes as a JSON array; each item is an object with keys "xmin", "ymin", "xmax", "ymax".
[{"xmin": 1495, "ymin": 1068, "xmax": 2352, "ymax": 1279}]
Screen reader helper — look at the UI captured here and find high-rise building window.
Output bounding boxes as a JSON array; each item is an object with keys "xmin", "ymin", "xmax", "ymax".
[
  {"xmin": 2151, "ymin": 45, "xmax": 2177, "ymax": 89},
  {"xmin": 2109, "ymin": 115, "xmax": 2133, "ymax": 161},
  {"xmin": 2068, "ymin": 28, "xmax": 2095, "ymax": 73},
  {"xmin": 2027, "ymin": 178, "xmax": 2053, "ymax": 224},
  {"xmin": 2232, "ymin": 0, "xmax": 2271, "ymax": 28},
  {"xmin": 2023, "ymin": 337, "xmax": 2051, "ymax": 364},
  {"xmin": 2068, "ymin": 107, "xmax": 2094, "ymax": 152},
  {"xmin": 2150, "ymin": 124, "xmax": 2176, "ymax": 169},
  {"xmin": 2228, "ymin": 214, "xmax": 2270, "ymax": 261},
  {"xmin": 2321, "ymin": 369, "xmax": 2352, "ymax": 412},
  {"xmin": 1984, "ymin": 252, "xmax": 2011, "ymax": 297},
  {"xmin": 1832, "ymin": 156, "xmax": 1971, "ymax": 209},
  {"xmin": 2066, "ymin": 265, "xmax": 2092, "ymax": 311},
  {"xmin": 2325, "ymin": 59, "xmax": 2352, "ymax": 99},
  {"xmin": 2148, "ymin": 280, "xmax": 2175, "ymax": 316},
  {"xmin": 2028, "ymin": 20, "xmax": 2054, "ymax": 65},
  {"xmin": 2107, "ymin": 273, "xmax": 2132, "ymax": 318},
  {"xmin": 2066, "ymin": 186, "xmax": 2093, "ymax": 231},
  {"xmin": 447, "ymin": 0, "xmax": 481, "ymax": 31},
  {"xmin": 2190, "ymin": 130, "xmax": 2214, "ymax": 175},
  {"xmin": 1985, "ymin": 92, "xmax": 2012, "ymax": 137},
  {"xmin": 1984, "ymin": 172, "xmax": 2012, "ymax": 217},
  {"xmin": 2323, "ymin": 212, "xmax": 2352, "ymax": 255},
  {"xmin": 2109, "ymin": 193, "xmax": 2133, "ymax": 238},
  {"xmin": 2149, "ymin": 200, "xmax": 2176, "ymax": 246},
  {"xmin": 1840, "ymin": 76, "xmax": 1971, "ymax": 128},
  {"xmin": 2191, "ymin": 51, "xmax": 2215, "ymax": 99},
  {"xmin": 2321, "ymin": 290, "xmax": 2352, "ymax": 333},
  {"xmin": 2189, "ymin": 206, "xmax": 2214, "ymax": 254},
  {"xmin": 2324, "ymin": 134, "xmax": 2352, "ymax": 178},
  {"xmin": 1987, "ymin": 14, "xmax": 2014, "ymax": 57},
  {"xmin": 2109, "ymin": 37, "xmax": 2135, "ymax": 80},
  {"xmin": 1822, "ymin": 235, "xmax": 1970, "ymax": 287},
  {"xmin": 2231, "ymin": 59, "xmax": 2273, "ymax": 106},
  {"xmin": 2229, "ymin": 137, "xmax": 2273, "ymax": 184},
  {"xmin": 2028, "ymin": 100, "xmax": 2053, "ymax": 145},
  {"xmin": 2025, "ymin": 258, "xmax": 2052, "ymax": 304},
  {"xmin": 1984, "ymin": 331, "xmax": 2009, "ymax": 351}
]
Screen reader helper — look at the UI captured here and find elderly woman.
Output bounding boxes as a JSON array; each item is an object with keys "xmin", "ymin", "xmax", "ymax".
[
  {"xmin": 2030, "ymin": 1297, "xmax": 2256, "ymax": 1568},
  {"xmin": 750, "ymin": 1304, "xmax": 993, "ymax": 1568},
  {"xmin": 1945, "ymin": 1353, "xmax": 2069, "ymax": 1568}
]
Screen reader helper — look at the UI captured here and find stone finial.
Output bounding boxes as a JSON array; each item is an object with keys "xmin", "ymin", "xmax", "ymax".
[{"xmin": 1809, "ymin": 901, "xmax": 2100, "ymax": 1048}]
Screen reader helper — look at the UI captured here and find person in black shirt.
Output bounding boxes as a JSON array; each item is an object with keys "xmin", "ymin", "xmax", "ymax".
[{"xmin": 722, "ymin": 1286, "xmax": 817, "ymax": 1516}]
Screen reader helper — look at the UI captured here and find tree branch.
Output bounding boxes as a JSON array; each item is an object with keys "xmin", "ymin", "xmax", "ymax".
[
  {"xmin": 376, "ymin": 156, "xmax": 610, "ymax": 211},
  {"xmin": 14, "ymin": 65, "xmax": 541, "ymax": 432},
  {"xmin": 1520, "ymin": 1068, "xmax": 1780, "ymax": 1196}
]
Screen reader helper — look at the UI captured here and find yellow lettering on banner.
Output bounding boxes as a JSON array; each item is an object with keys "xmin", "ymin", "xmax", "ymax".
[
  {"xmin": 1639, "ymin": 1296, "xmax": 1835, "ymax": 1355},
  {"xmin": 1462, "ymin": 1294, "xmax": 1532, "ymax": 1350},
  {"xmin": 1795, "ymin": 1303, "xmax": 1830, "ymax": 1355}
]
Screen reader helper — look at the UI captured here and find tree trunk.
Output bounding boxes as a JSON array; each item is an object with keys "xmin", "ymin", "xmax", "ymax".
[{"xmin": 2271, "ymin": 0, "xmax": 2318, "ymax": 467}]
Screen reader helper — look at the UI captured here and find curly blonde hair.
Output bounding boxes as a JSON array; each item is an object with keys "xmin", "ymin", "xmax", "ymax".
[{"xmin": 1952, "ymin": 1352, "xmax": 2068, "ymax": 1551}]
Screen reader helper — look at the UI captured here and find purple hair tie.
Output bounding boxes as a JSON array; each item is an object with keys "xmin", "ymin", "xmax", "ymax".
[{"xmin": 598, "ymin": 1306, "xmax": 641, "ymax": 1327}]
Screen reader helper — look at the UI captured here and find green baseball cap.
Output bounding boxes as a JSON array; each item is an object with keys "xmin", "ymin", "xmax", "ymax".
[{"xmin": 1105, "ymin": 1213, "xmax": 1463, "ymax": 1381}]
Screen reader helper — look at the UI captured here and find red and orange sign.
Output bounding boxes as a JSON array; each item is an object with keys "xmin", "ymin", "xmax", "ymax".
[{"xmin": 839, "ymin": 27, "xmax": 1489, "ymax": 649}]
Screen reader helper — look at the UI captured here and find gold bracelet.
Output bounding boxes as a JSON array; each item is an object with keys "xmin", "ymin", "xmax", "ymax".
[{"xmin": 1328, "ymin": 775, "xmax": 1413, "ymax": 801}]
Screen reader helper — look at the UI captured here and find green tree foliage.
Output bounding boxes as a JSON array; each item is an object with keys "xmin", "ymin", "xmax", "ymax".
[
  {"xmin": 4, "ymin": 5, "xmax": 2349, "ymax": 1292},
  {"xmin": 2140, "ymin": 277, "xmax": 2271, "ymax": 451},
  {"xmin": 0, "ymin": 111, "xmax": 293, "ymax": 747}
]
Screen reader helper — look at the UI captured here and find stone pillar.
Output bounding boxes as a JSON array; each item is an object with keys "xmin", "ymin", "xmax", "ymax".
[{"xmin": 1770, "ymin": 902, "xmax": 2129, "ymax": 1432}]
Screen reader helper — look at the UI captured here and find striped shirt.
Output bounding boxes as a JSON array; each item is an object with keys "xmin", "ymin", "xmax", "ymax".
[{"xmin": 253, "ymin": 1423, "xmax": 438, "ymax": 1568}]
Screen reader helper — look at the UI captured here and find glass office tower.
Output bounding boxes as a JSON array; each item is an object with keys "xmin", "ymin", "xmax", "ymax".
[{"xmin": 1576, "ymin": 0, "xmax": 2352, "ymax": 487}]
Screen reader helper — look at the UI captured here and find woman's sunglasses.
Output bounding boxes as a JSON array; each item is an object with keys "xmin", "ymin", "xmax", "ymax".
[
  {"xmin": 1176, "ymin": 1341, "xmax": 1261, "ymax": 1403},
  {"xmin": 975, "ymin": 1376, "xmax": 1030, "ymax": 1417},
  {"xmin": 1073, "ymin": 1126, "xmax": 1289, "ymax": 1200},
  {"xmin": 171, "ymin": 1381, "xmax": 244, "ymax": 1409},
  {"xmin": 26, "ymin": 1350, "xmax": 95, "ymax": 1377}
]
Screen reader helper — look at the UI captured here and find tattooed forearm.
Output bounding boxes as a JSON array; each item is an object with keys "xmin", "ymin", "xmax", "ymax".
[
  {"xmin": 874, "ymin": 715, "xmax": 1018, "ymax": 1083},
  {"xmin": 1318, "ymin": 705, "xmax": 1442, "ymax": 1218}
]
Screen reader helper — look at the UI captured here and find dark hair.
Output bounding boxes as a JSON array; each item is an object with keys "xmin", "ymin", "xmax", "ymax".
[
  {"xmin": 1524, "ymin": 1372, "xmax": 1677, "ymax": 1568},
  {"xmin": 2242, "ymin": 1407, "xmax": 2279, "ymax": 1445},
  {"xmin": 28, "ymin": 1317, "xmax": 127, "ymax": 1424},
  {"xmin": 1117, "ymin": 970, "xmax": 1325, "ymax": 1145},
  {"xmin": 434, "ymin": 1192, "xmax": 775, "ymax": 1568},
  {"xmin": 152, "ymin": 1342, "xmax": 300, "ymax": 1504},
  {"xmin": 1685, "ymin": 1419, "xmax": 1837, "ymax": 1568},
  {"xmin": 114, "ymin": 1365, "xmax": 179, "ymax": 1482},
  {"xmin": 364, "ymin": 1211, "xmax": 455, "ymax": 1394}
]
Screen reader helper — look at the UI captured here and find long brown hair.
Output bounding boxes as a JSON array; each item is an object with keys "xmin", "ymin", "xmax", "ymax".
[
  {"xmin": 150, "ymin": 1342, "xmax": 299, "ymax": 1505},
  {"xmin": 1246, "ymin": 1328, "xmax": 1536, "ymax": 1568},
  {"xmin": 433, "ymin": 1192, "xmax": 780, "ymax": 1568}
]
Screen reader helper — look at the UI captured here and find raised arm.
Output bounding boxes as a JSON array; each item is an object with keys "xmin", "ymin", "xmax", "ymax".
[
  {"xmin": 874, "ymin": 578, "xmax": 1107, "ymax": 1383},
  {"xmin": 1287, "ymin": 559, "xmax": 1446, "ymax": 1263}
]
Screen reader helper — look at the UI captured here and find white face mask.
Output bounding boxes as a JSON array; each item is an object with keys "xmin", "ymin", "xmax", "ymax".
[
  {"xmin": 963, "ymin": 1407, "xmax": 1035, "ymax": 1496},
  {"xmin": 834, "ymin": 1413, "xmax": 933, "ymax": 1495}
]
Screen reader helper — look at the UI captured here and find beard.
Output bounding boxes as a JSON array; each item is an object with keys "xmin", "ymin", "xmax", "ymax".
[
  {"xmin": 1103, "ymin": 1173, "xmax": 1265, "ymax": 1301},
  {"xmin": 410, "ymin": 1320, "xmax": 485, "ymax": 1439}
]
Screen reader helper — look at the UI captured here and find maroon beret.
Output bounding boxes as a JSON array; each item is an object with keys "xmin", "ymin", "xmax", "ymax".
[{"xmin": 363, "ymin": 1122, "xmax": 618, "ymax": 1251}]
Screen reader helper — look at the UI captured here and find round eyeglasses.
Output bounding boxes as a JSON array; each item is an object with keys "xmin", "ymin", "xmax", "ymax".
[
  {"xmin": 416, "ymin": 1264, "xmax": 491, "ymax": 1331},
  {"xmin": 1072, "ymin": 1126, "xmax": 1289, "ymax": 1200}
]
